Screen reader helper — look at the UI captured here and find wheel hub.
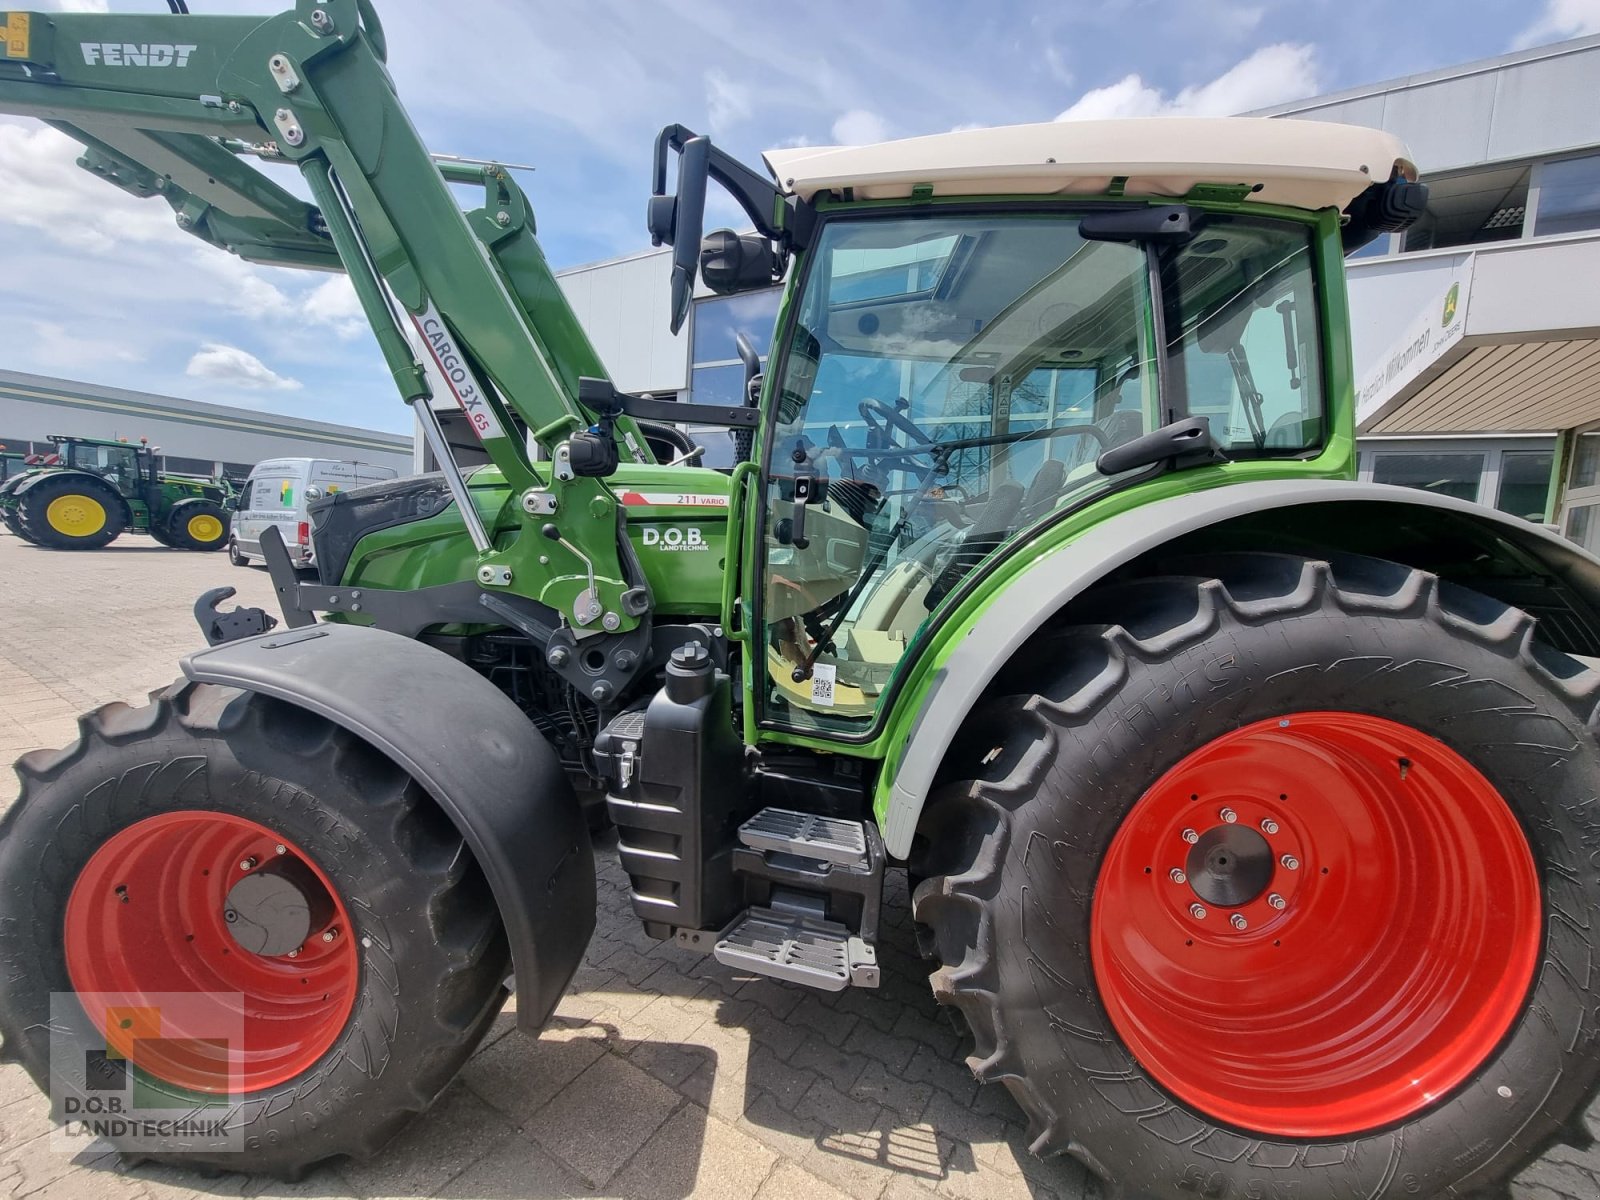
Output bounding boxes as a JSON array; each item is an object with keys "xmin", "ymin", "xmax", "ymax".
[
  {"xmin": 1185, "ymin": 825, "xmax": 1273, "ymax": 907},
  {"xmin": 222, "ymin": 858, "xmax": 331, "ymax": 957},
  {"xmin": 1090, "ymin": 711, "xmax": 1542, "ymax": 1138}
]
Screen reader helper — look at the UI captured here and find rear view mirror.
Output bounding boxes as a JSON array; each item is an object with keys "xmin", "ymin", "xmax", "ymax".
[{"xmin": 646, "ymin": 135, "xmax": 711, "ymax": 335}]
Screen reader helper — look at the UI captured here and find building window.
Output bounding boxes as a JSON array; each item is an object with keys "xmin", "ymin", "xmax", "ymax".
[
  {"xmin": 1370, "ymin": 451, "xmax": 1485, "ymax": 502},
  {"xmin": 1495, "ymin": 449, "xmax": 1554, "ymax": 522},
  {"xmin": 683, "ymin": 289, "xmax": 783, "ymax": 468},
  {"xmin": 1401, "ymin": 163, "xmax": 1531, "ymax": 252},
  {"xmin": 1533, "ymin": 153, "xmax": 1600, "ymax": 238}
]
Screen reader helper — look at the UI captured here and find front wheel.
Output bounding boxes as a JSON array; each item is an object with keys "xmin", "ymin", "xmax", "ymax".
[
  {"xmin": 913, "ymin": 551, "xmax": 1600, "ymax": 1199},
  {"xmin": 168, "ymin": 499, "xmax": 230, "ymax": 551},
  {"xmin": 228, "ymin": 537, "xmax": 248, "ymax": 566},
  {"xmin": 0, "ymin": 683, "xmax": 511, "ymax": 1178}
]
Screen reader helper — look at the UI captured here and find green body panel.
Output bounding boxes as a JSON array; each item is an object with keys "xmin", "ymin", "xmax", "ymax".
[{"xmin": 339, "ymin": 464, "xmax": 730, "ymax": 620}]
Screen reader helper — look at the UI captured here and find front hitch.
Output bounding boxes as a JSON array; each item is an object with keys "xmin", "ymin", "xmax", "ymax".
[{"xmin": 193, "ymin": 587, "xmax": 279, "ymax": 646}]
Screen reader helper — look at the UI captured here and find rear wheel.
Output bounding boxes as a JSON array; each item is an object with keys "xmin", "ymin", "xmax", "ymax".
[
  {"xmin": 168, "ymin": 500, "xmax": 230, "ymax": 551},
  {"xmin": 3, "ymin": 507, "xmax": 40, "ymax": 544},
  {"xmin": 912, "ymin": 552, "xmax": 1600, "ymax": 1199},
  {"xmin": 229, "ymin": 536, "xmax": 249, "ymax": 566},
  {"xmin": 20, "ymin": 475, "xmax": 125, "ymax": 549},
  {"xmin": 0, "ymin": 683, "xmax": 511, "ymax": 1178}
]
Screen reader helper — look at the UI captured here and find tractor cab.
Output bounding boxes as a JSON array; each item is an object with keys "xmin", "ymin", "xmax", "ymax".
[{"xmin": 51, "ymin": 435, "xmax": 154, "ymax": 493}]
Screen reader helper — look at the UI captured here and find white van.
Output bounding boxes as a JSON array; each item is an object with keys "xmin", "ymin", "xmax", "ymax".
[{"xmin": 230, "ymin": 458, "xmax": 399, "ymax": 569}]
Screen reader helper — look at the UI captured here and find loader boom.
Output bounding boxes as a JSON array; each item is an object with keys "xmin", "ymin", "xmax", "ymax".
[{"xmin": 0, "ymin": 0, "xmax": 656, "ymax": 630}]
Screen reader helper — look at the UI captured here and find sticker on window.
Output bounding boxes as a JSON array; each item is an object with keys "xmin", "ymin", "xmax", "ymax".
[{"xmin": 810, "ymin": 662, "xmax": 837, "ymax": 707}]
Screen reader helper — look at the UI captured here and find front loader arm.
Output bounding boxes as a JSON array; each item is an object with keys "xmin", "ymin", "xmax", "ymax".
[{"xmin": 0, "ymin": 0, "xmax": 655, "ymax": 634}]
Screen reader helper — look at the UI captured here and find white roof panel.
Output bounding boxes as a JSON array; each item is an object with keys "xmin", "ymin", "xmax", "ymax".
[{"xmin": 762, "ymin": 118, "xmax": 1413, "ymax": 213}]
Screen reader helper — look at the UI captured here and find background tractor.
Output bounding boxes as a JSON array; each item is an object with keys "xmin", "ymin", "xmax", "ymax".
[
  {"xmin": 0, "ymin": 433, "xmax": 233, "ymax": 550},
  {"xmin": 3, "ymin": 4, "xmax": 1600, "ymax": 1198}
]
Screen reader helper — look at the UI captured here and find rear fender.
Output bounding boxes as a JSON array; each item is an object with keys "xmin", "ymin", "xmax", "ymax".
[
  {"xmin": 877, "ymin": 479, "xmax": 1600, "ymax": 858},
  {"xmin": 182, "ymin": 622, "xmax": 594, "ymax": 1031}
]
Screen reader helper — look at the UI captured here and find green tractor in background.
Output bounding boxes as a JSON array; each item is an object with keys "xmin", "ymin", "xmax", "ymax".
[
  {"xmin": 0, "ymin": 434, "xmax": 233, "ymax": 550},
  {"xmin": 4, "ymin": 5, "xmax": 1600, "ymax": 1199}
]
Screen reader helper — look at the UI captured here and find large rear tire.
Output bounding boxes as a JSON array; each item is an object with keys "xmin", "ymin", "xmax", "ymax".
[
  {"xmin": 0, "ymin": 682, "xmax": 511, "ymax": 1178},
  {"xmin": 912, "ymin": 551, "xmax": 1600, "ymax": 1199},
  {"xmin": 19, "ymin": 475, "xmax": 125, "ymax": 549}
]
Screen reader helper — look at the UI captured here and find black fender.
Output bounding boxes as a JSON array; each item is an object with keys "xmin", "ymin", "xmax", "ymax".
[
  {"xmin": 181, "ymin": 621, "xmax": 594, "ymax": 1031},
  {"xmin": 879, "ymin": 479, "xmax": 1600, "ymax": 857}
]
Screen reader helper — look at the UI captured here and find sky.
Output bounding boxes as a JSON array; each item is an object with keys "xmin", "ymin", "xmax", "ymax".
[{"xmin": 2, "ymin": 0, "xmax": 1598, "ymax": 436}]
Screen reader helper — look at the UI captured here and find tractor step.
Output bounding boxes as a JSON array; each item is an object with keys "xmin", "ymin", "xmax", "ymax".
[
  {"xmin": 714, "ymin": 906, "xmax": 879, "ymax": 991},
  {"xmin": 738, "ymin": 807, "xmax": 868, "ymax": 866}
]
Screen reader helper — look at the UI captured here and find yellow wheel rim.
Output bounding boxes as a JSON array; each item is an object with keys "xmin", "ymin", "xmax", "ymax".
[
  {"xmin": 187, "ymin": 514, "xmax": 224, "ymax": 543},
  {"xmin": 46, "ymin": 493, "xmax": 107, "ymax": 537}
]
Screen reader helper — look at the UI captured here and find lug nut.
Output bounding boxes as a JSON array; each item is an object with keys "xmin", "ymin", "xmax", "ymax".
[
  {"xmin": 1281, "ymin": 854, "xmax": 1300, "ymax": 871},
  {"xmin": 1219, "ymin": 808, "xmax": 1237, "ymax": 824},
  {"xmin": 274, "ymin": 843, "xmax": 287, "ymax": 856},
  {"xmin": 322, "ymin": 928, "xmax": 339, "ymax": 943},
  {"xmin": 238, "ymin": 857, "xmax": 257, "ymax": 871},
  {"xmin": 1169, "ymin": 868, "xmax": 1187, "ymax": 884},
  {"xmin": 1260, "ymin": 818, "xmax": 1279, "ymax": 835},
  {"xmin": 1181, "ymin": 828, "xmax": 1199, "ymax": 844},
  {"xmin": 1268, "ymin": 893, "xmax": 1287, "ymax": 910},
  {"xmin": 1189, "ymin": 903, "xmax": 1207, "ymax": 920},
  {"xmin": 1230, "ymin": 913, "xmax": 1248, "ymax": 930},
  {"xmin": 286, "ymin": 948, "xmax": 299, "ymax": 958}
]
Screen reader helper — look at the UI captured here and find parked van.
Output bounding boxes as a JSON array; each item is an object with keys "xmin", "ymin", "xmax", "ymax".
[{"xmin": 230, "ymin": 458, "xmax": 399, "ymax": 569}]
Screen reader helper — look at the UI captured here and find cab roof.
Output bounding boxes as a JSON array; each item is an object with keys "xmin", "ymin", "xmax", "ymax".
[{"xmin": 762, "ymin": 117, "xmax": 1414, "ymax": 213}]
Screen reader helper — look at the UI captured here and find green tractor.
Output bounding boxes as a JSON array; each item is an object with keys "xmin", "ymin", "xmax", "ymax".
[
  {"xmin": 0, "ymin": 433, "xmax": 232, "ymax": 550},
  {"xmin": 4, "ymin": 5, "xmax": 1600, "ymax": 1197}
]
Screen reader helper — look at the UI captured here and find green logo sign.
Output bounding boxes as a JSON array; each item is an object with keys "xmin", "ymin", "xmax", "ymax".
[{"xmin": 1442, "ymin": 283, "xmax": 1459, "ymax": 327}]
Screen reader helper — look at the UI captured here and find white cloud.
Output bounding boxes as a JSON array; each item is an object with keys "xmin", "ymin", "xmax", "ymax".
[
  {"xmin": 1513, "ymin": 0, "xmax": 1600, "ymax": 47},
  {"xmin": 1056, "ymin": 43, "xmax": 1319, "ymax": 121},
  {"xmin": 704, "ymin": 70, "xmax": 752, "ymax": 133},
  {"xmin": 303, "ymin": 276, "xmax": 368, "ymax": 340},
  {"xmin": 186, "ymin": 344, "xmax": 302, "ymax": 392},
  {"xmin": 831, "ymin": 109, "xmax": 891, "ymax": 146},
  {"xmin": 26, "ymin": 321, "xmax": 143, "ymax": 371}
]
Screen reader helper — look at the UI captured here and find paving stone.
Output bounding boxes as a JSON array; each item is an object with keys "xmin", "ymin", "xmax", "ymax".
[
  {"xmin": 756, "ymin": 1160, "xmax": 854, "ymax": 1200},
  {"xmin": 745, "ymin": 1045, "xmax": 819, "ymax": 1112},
  {"xmin": 432, "ymin": 1132, "xmax": 585, "ymax": 1199},
  {"xmin": 522, "ymin": 1052, "xmax": 681, "ymax": 1187},
  {"xmin": 460, "ymin": 1021, "xmax": 609, "ymax": 1120},
  {"xmin": 789, "ymin": 995, "xmax": 861, "ymax": 1044},
  {"xmin": 789, "ymin": 1035, "xmax": 869, "ymax": 1094},
  {"xmin": 335, "ymin": 1082, "xmax": 516, "ymax": 1198},
  {"xmin": 797, "ymin": 1079, "xmax": 883, "ymax": 1136},
  {"xmin": 606, "ymin": 1102, "xmax": 778, "ymax": 1200},
  {"xmin": 845, "ymin": 1023, "xmax": 922, "ymax": 1073},
  {"xmin": 850, "ymin": 1059, "xmax": 935, "ymax": 1123}
]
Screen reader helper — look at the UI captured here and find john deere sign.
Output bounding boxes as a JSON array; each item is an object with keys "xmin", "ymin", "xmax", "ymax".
[{"xmin": 1356, "ymin": 265, "xmax": 1472, "ymax": 428}]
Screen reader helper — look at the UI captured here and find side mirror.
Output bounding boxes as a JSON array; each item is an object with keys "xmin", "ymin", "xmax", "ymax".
[
  {"xmin": 656, "ymin": 136, "xmax": 710, "ymax": 335},
  {"xmin": 702, "ymin": 229, "xmax": 782, "ymax": 296}
]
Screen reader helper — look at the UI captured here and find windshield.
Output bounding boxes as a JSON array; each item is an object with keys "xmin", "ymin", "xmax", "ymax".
[{"xmin": 759, "ymin": 209, "xmax": 1323, "ymax": 733}]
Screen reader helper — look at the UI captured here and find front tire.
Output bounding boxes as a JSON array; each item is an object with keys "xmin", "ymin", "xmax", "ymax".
[
  {"xmin": 168, "ymin": 500, "xmax": 230, "ymax": 551},
  {"xmin": 228, "ymin": 536, "xmax": 248, "ymax": 566},
  {"xmin": 0, "ymin": 683, "xmax": 511, "ymax": 1178},
  {"xmin": 912, "ymin": 552, "xmax": 1600, "ymax": 1199}
]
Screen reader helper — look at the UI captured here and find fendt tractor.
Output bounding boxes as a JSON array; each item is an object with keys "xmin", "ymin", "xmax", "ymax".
[
  {"xmin": 0, "ymin": 433, "xmax": 233, "ymax": 549},
  {"xmin": 2, "ymin": 4, "xmax": 1599, "ymax": 1197}
]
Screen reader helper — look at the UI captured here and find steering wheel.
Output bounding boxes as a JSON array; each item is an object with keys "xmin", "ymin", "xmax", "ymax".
[{"xmin": 859, "ymin": 398, "xmax": 934, "ymax": 452}]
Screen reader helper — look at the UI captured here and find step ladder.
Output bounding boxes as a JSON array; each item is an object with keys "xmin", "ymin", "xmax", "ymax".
[{"xmin": 709, "ymin": 807, "xmax": 883, "ymax": 991}]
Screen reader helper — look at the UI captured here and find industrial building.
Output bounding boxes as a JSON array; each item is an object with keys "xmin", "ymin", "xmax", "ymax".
[
  {"xmin": 509, "ymin": 32, "xmax": 1600, "ymax": 538},
  {"xmin": 0, "ymin": 369, "xmax": 414, "ymax": 479}
]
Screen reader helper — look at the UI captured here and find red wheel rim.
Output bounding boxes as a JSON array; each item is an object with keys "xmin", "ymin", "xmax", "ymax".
[
  {"xmin": 64, "ymin": 811, "xmax": 358, "ymax": 1093},
  {"xmin": 1090, "ymin": 711, "xmax": 1541, "ymax": 1138}
]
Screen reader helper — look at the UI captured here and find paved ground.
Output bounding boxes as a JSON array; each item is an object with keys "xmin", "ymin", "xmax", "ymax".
[{"xmin": 1, "ymin": 531, "xmax": 1598, "ymax": 1200}]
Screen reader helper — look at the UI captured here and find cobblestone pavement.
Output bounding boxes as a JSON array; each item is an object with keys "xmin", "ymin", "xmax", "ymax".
[{"xmin": 0, "ymin": 532, "xmax": 1597, "ymax": 1200}]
